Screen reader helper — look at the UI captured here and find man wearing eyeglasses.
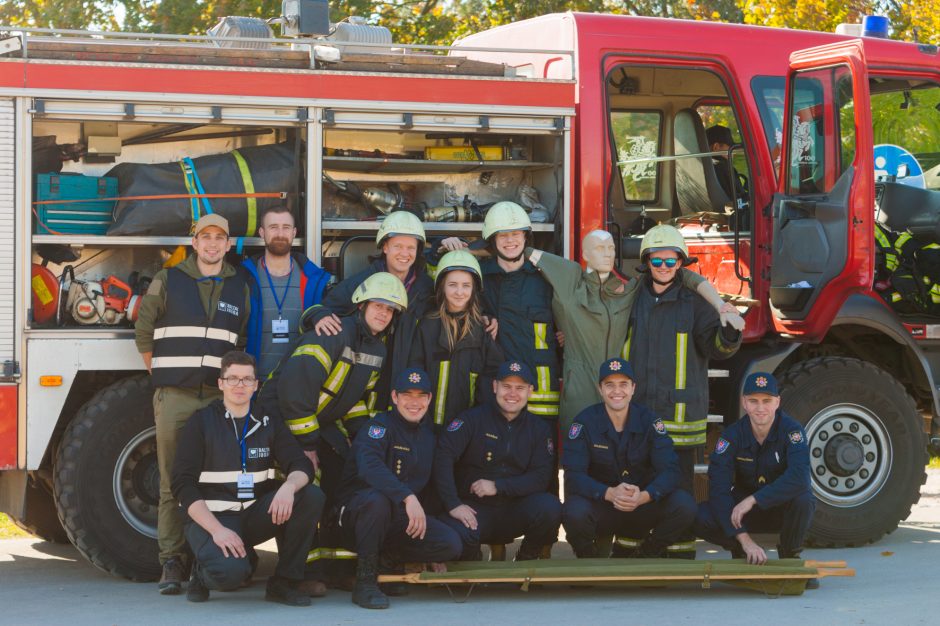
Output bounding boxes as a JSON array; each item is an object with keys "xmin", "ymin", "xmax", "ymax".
[
  {"xmin": 172, "ymin": 351, "xmax": 325, "ymax": 606},
  {"xmin": 135, "ymin": 213, "xmax": 251, "ymax": 594},
  {"xmin": 617, "ymin": 224, "xmax": 742, "ymax": 559}
]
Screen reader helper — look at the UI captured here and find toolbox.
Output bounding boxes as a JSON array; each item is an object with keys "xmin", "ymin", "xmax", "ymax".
[{"xmin": 34, "ymin": 173, "xmax": 118, "ymax": 235}]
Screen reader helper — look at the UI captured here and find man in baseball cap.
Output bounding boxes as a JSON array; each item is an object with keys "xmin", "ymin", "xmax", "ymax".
[
  {"xmin": 695, "ymin": 372, "xmax": 816, "ymax": 577},
  {"xmin": 562, "ymin": 357, "xmax": 695, "ymax": 558},
  {"xmin": 338, "ymin": 367, "xmax": 462, "ymax": 609}
]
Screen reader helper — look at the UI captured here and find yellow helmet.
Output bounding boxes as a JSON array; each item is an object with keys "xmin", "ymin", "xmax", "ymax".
[
  {"xmin": 376, "ymin": 211, "xmax": 426, "ymax": 246},
  {"xmin": 639, "ymin": 224, "xmax": 689, "ymax": 261},
  {"xmin": 351, "ymin": 272, "xmax": 409, "ymax": 311},
  {"xmin": 435, "ymin": 249, "xmax": 482, "ymax": 286},
  {"xmin": 482, "ymin": 201, "xmax": 531, "ymax": 240}
]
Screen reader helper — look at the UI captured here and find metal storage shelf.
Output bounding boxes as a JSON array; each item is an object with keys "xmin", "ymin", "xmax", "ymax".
[
  {"xmin": 32, "ymin": 235, "xmax": 304, "ymax": 247},
  {"xmin": 322, "ymin": 220, "xmax": 554, "ymax": 233},
  {"xmin": 323, "ymin": 156, "xmax": 556, "ymax": 174}
]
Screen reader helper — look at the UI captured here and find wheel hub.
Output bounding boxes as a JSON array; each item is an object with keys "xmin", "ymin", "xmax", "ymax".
[
  {"xmin": 112, "ymin": 427, "xmax": 159, "ymax": 539},
  {"xmin": 806, "ymin": 403, "xmax": 891, "ymax": 507}
]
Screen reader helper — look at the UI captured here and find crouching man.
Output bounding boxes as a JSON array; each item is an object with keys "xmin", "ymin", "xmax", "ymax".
[
  {"xmin": 562, "ymin": 358, "xmax": 696, "ymax": 558},
  {"xmin": 694, "ymin": 372, "xmax": 815, "ymax": 567},
  {"xmin": 171, "ymin": 351, "xmax": 325, "ymax": 606},
  {"xmin": 435, "ymin": 360, "xmax": 561, "ymax": 562},
  {"xmin": 339, "ymin": 368, "xmax": 463, "ymax": 610}
]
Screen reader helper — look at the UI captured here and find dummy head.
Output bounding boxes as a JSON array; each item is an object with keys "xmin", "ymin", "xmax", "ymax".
[{"xmin": 582, "ymin": 230, "xmax": 617, "ymax": 279}]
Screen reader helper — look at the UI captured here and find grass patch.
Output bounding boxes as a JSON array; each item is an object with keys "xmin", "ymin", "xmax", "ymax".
[{"xmin": 0, "ymin": 513, "xmax": 30, "ymax": 539}]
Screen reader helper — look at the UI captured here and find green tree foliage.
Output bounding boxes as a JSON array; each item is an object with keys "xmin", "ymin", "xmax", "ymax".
[{"xmin": 0, "ymin": 0, "xmax": 935, "ymax": 45}]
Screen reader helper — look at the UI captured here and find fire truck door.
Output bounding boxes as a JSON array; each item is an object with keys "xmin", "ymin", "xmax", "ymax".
[{"xmin": 768, "ymin": 40, "xmax": 874, "ymax": 340}]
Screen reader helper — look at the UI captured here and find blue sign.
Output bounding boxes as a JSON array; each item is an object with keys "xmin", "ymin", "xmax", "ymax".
[{"xmin": 874, "ymin": 144, "xmax": 925, "ymax": 189}]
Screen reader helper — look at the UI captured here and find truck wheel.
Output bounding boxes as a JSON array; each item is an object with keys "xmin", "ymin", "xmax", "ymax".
[
  {"xmin": 10, "ymin": 475, "xmax": 69, "ymax": 543},
  {"xmin": 779, "ymin": 356, "xmax": 926, "ymax": 547},
  {"xmin": 54, "ymin": 375, "xmax": 161, "ymax": 581}
]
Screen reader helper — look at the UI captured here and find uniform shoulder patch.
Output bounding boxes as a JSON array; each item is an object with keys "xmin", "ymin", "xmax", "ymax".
[
  {"xmin": 568, "ymin": 423, "xmax": 583, "ymax": 439},
  {"xmin": 715, "ymin": 438, "xmax": 730, "ymax": 454},
  {"xmin": 652, "ymin": 419, "xmax": 667, "ymax": 435},
  {"xmin": 789, "ymin": 431, "xmax": 804, "ymax": 444},
  {"xmin": 447, "ymin": 419, "xmax": 464, "ymax": 432},
  {"xmin": 368, "ymin": 425, "xmax": 387, "ymax": 439}
]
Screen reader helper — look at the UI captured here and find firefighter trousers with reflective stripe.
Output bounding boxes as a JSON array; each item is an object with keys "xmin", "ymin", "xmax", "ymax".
[
  {"xmin": 185, "ymin": 485, "xmax": 325, "ymax": 590},
  {"xmin": 304, "ymin": 442, "xmax": 357, "ymax": 581},
  {"xmin": 154, "ymin": 385, "xmax": 220, "ymax": 564},
  {"xmin": 563, "ymin": 491, "xmax": 696, "ymax": 558},
  {"xmin": 341, "ymin": 489, "xmax": 462, "ymax": 561},
  {"xmin": 693, "ymin": 491, "xmax": 815, "ymax": 557}
]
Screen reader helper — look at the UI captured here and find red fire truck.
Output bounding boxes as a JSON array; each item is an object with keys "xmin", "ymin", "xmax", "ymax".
[{"xmin": 0, "ymin": 11, "xmax": 935, "ymax": 579}]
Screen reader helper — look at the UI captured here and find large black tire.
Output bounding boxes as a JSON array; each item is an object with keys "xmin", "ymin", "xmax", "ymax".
[
  {"xmin": 779, "ymin": 356, "xmax": 927, "ymax": 547},
  {"xmin": 10, "ymin": 474, "xmax": 69, "ymax": 543},
  {"xmin": 54, "ymin": 375, "xmax": 161, "ymax": 581}
]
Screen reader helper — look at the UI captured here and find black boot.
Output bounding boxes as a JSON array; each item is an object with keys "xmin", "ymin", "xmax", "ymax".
[
  {"xmin": 378, "ymin": 554, "xmax": 409, "ymax": 597},
  {"xmin": 636, "ymin": 538, "xmax": 669, "ymax": 559},
  {"xmin": 265, "ymin": 576, "xmax": 311, "ymax": 607},
  {"xmin": 570, "ymin": 542, "xmax": 598, "ymax": 559},
  {"xmin": 514, "ymin": 542, "xmax": 544, "ymax": 561},
  {"xmin": 352, "ymin": 555, "xmax": 389, "ymax": 610},
  {"xmin": 186, "ymin": 562, "xmax": 209, "ymax": 603}
]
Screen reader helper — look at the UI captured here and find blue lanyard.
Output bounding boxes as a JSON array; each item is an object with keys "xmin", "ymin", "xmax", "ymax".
[
  {"xmin": 230, "ymin": 413, "xmax": 253, "ymax": 472},
  {"xmin": 262, "ymin": 257, "xmax": 293, "ymax": 319}
]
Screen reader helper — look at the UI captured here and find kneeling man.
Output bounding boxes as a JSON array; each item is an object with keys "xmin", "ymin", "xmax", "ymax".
[{"xmin": 562, "ymin": 358, "xmax": 696, "ymax": 558}]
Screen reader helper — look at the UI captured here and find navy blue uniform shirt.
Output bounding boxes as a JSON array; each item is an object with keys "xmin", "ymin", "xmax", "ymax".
[
  {"xmin": 339, "ymin": 410, "xmax": 436, "ymax": 506},
  {"xmin": 433, "ymin": 403, "xmax": 554, "ymax": 512},
  {"xmin": 562, "ymin": 401, "xmax": 680, "ymax": 502},
  {"xmin": 708, "ymin": 409, "xmax": 811, "ymax": 537}
]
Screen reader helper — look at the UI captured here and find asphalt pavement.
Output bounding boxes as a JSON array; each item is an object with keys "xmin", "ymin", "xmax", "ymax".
[{"xmin": 2, "ymin": 471, "xmax": 940, "ymax": 625}]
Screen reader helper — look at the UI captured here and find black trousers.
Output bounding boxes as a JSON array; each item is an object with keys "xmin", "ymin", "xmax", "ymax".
[
  {"xmin": 184, "ymin": 484, "xmax": 325, "ymax": 590},
  {"xmin": 563, "ymin": 491, "xmax": 696, "ymax": 557},
  {"xmin": 342, "ymin": 489, "xmax": 462, "ymax": 562},
  {"xmin": 693, "ymin": 491, "xmax": 816, "ymax": 556},
  {"xmin": 306, "ymin": 442, "xmax": 355, "ymax": 580},
  {"xmin": 440, "ymin": 492, "xmax": 562, "ymax": 560}
]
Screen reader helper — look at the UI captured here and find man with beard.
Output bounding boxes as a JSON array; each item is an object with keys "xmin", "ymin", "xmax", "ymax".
[{"xmin": 241, "ymin": 206, "xmax": 331, "ymax": 379}]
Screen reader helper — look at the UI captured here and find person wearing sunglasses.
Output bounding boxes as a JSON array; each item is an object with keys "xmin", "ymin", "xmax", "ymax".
[{"xmin": 617, "ymin": 224, "xmax": 743, "ymax": 559}]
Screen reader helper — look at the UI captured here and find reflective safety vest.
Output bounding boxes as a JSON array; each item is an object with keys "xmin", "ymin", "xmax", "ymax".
[
  {"xmin": 188, "ymin": 401, "xmax": 282, "ymax": 513},
  {"xmin": 151, "ymin": 268, "xmax": 246, "ymax": 389}
]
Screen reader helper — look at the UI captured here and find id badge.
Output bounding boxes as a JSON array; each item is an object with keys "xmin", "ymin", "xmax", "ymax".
[
  {"xmin": 271, "ymin": 318, "xmax": 289, "ymax": 344},
  {"xmin": 237, "ymin": 472, "xmax": 254, "ymax": 499}
]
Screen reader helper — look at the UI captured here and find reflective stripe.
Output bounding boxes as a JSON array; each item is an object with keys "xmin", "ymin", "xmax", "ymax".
[
  {"xmin": 324, "ymin": 361, "xmax": 351, "ymax": 395},
  {"xmin": 343, "ymin": 401, "xmax": 370, "ymax": 421},
  {"xmin": 306, "ymin": 547, "xmax": 359, "ymax": 563},
  {"xmin": 667, "ymin": 542, "xmax": 697, "ymax": 552},
  {"xmin": 663, "ymin": 418, "xmax": 707, "ymax": 432},
  {"xmin": 714, "ymin": 332, "xmax": 737, "ymax": 354},
  {"xmin": 469, "ymin": 372, "xmax": 478, "ymax": 406},
  {"xmin": 536, "ymin": 366, "xmax": 551, "ymax": 394},
  {"xmin": 153, "ymin": 325, "xmax": 238, "ymax": 344},
  {"xmin": 286, "ymin": 415, "xmax": 319, "ymax": 435},
  {"xmin": 366, "ymin": 370, "xmax": 380, "ymax": 390},
  {"xmin": 341, "ymin": 346, "xmax": 383, "ymax": 368},
  {"xmin": 152, "ymin": 355, "xmax": 223, "ymax": 369},
  {"xmin": 292, "ymin": 344, "xmax": 332, "ymax": 372},
  {"xmin": 530, "ymin": 391, "xmax": 560, "ymax": 402},
  {"xmin": 205, "ymin": 499, "xmax": 255, "ymax": 512},
  {"xmin": 614, "ymin": 537, "xmax": 641, "ymax": 548},
  {"xmin": 533, "ymin": 322, "xmax": 548, "ymax": 350},
  {"xmin": 674, "ymin": 332, "xmax": 688, "ymax": 423},
  {"xmin": 528, "ymin": 403, "xmax": 559, "ymax": 416},
  {"xmin": 198, "ymin": 468, "xmax": 276, "ymax": 484},
  {"xmin": 621, "ymin": 326, "xmax": 632, "ymax": 360},
  {"xmin": 670, "ymin": 432, "xmax": 707, "ymax": 446},
  {"xmin": 231, "ymin": 149, "xmax": 257, "ymax": 237},
  {"xmin": 333, "ymin": 550, "xmax": 357, "ymax": 560},
  {"xmin": 434, "ymin": 361, "xmax": 451, "ymax": 425}
]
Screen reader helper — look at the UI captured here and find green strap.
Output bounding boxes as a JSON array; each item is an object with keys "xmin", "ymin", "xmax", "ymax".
[{"xmin": 231, "ymin": 149, "xmax": 257, "ymax": 236}]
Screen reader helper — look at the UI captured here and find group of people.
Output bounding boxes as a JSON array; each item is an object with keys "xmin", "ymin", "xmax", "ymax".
[{"xmin": 134, "ymin": 200, "xmax": 815, "ymax": 609}]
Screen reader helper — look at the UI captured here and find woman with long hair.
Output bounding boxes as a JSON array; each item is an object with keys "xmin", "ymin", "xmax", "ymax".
[{"xmin": 409, "ymin": 250, "xmax": 504, "ymax": 432}]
